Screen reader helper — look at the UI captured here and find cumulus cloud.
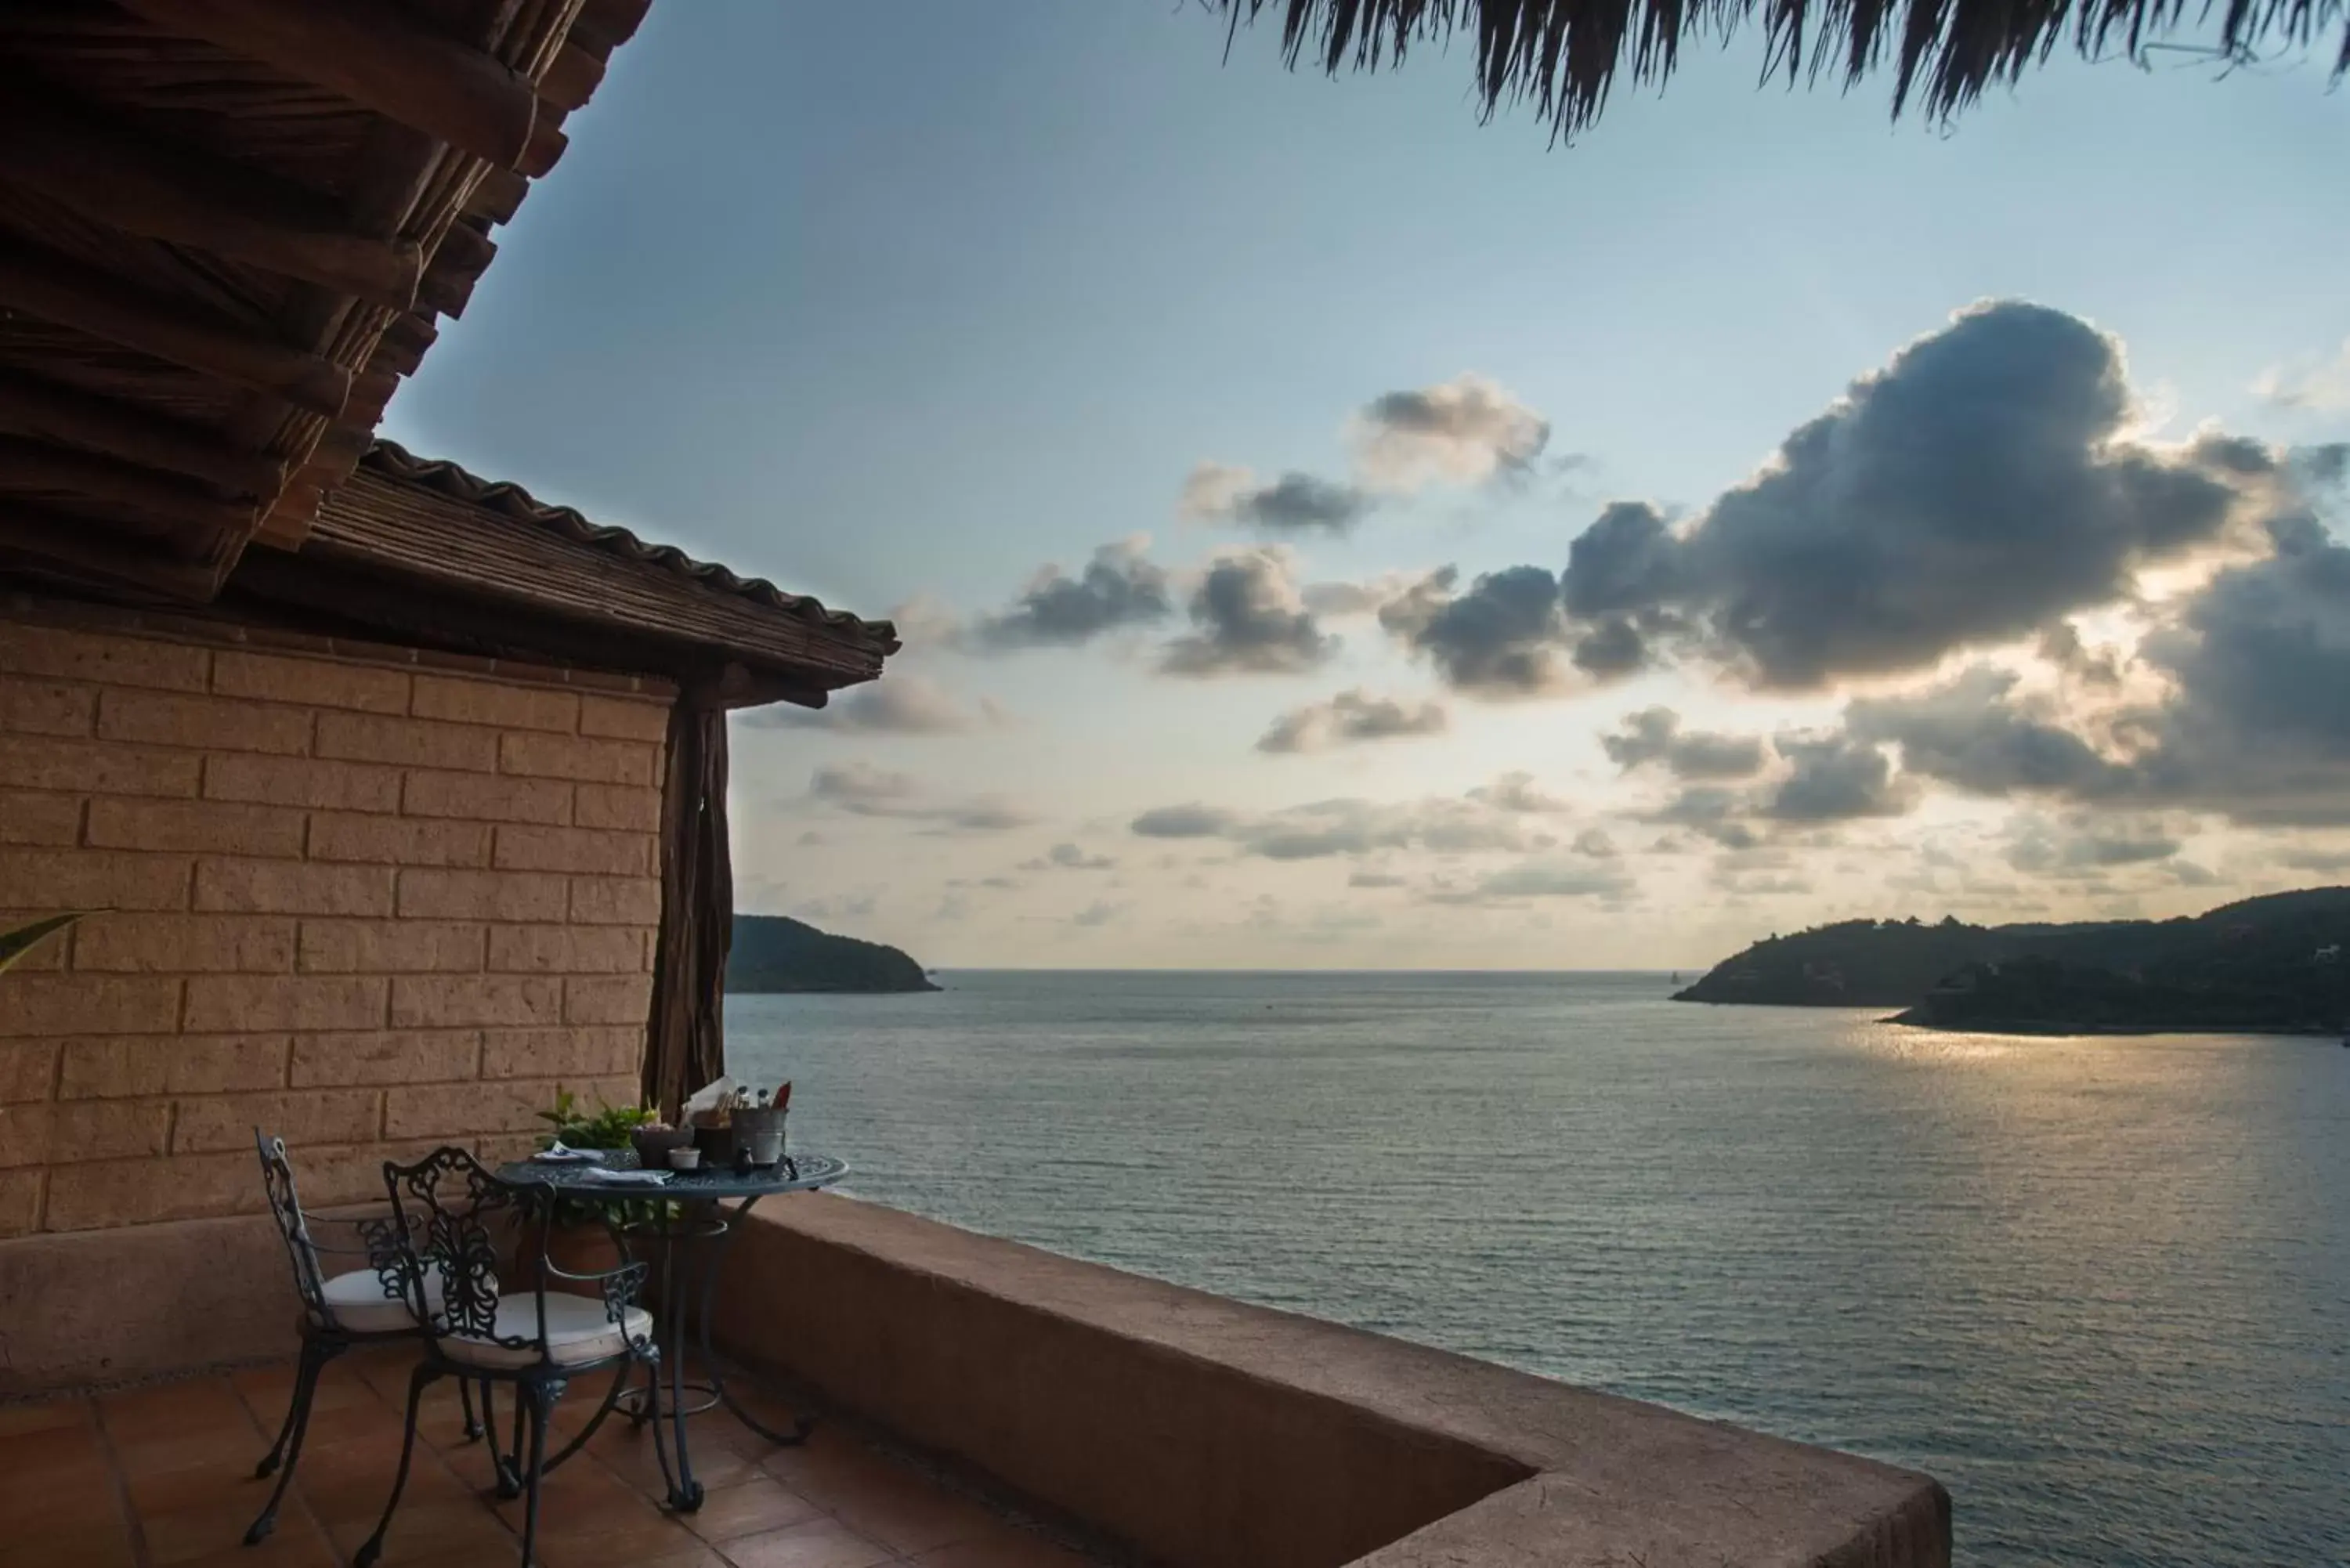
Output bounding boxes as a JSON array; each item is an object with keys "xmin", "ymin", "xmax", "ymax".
[
  {"xmin": 1352, "ymin": 374, "xmax": 1550, "ymax": 492},
  {"xmin": 746, "ymin": 675, "xmax": 986, "ymax": 736},
  {"xmin": 1160, "ymin": 548, "xmax": 1337, "ymax": 677},
  {"xmin": 808, "ymin": 762, "xmax": 1033, "ymax": 833},
  {"xmin": 1600, "ymin": 708, "xmax": 1766, "ymax": 781},
  {"xmin": 1845, "ymin": 667, "xmax": 2128, "ymax": 797},
  {"xmin": 1069, "ymin": 900, "xmax": 1125, "ymax": 927},
  {"xmin": 1181, "ymin": 463, "xmax": 1369, "ymax": 533},
  {"xmin": 1021, "ymin": 843, "xmax": 1116, "ymax": 872},
  {"xmin": 971, "ymin": 538, "xmax": 1173, "ymax": 649},
  {"xmin": 1348, "ymin": 869, "xmax": 1408, "ymax": 887},
  {"xmin": 1760, "ymin": 735, "xmax": 1917, "ymax": 822},
  {"xmin": 1467, "ymin": 771, "xmax": 1571, "ymax": 813},
  {"xmin": 1385, "ymin": 305, "xmax": 2312, "ymax": 698},
  {"xmin": 1256, "ymin": 689, "xmax": 1448, "ymax": 753},
  {"xmin": 2254, "ymin": 338, "xmax": 2350, "ymax": 412}
]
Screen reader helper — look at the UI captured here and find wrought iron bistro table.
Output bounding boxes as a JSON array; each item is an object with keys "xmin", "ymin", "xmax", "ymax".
[{"xmin": 496, "ymin": 1149, "xmax": 847, "ymax": 1511}]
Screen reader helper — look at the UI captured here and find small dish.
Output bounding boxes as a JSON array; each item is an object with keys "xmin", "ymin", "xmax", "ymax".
[{"xmin": 667, "ymin": 1147, "xmax": 702, "ymax": 1171}]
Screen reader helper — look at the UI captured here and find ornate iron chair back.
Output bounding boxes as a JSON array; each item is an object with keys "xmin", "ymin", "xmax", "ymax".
[
  {"xmin": 255, "ymin": 1130, "xmax": 333, "ymax": 1327},
  {"xmin": 380, "ymin": 1145, "xmax": 647, "ymax": 1370}
]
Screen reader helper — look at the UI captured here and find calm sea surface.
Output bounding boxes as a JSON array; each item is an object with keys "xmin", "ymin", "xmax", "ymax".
[{"xmin": 727, "ymin": 970, "xmax": 2350, "ymax": 1566}]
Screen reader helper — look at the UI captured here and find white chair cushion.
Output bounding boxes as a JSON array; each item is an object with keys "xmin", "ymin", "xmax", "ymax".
[
  {"xmin": 319, "ymin": 1266, "xmax": 436, "ymax": 1334},
  {"xmin": 436, "ymin": 1291, "xmax": 651, "ymax": 1370}
]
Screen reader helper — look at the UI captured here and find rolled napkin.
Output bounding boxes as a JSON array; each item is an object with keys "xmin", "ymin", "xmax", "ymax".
[
  {"xmin": 577, "ymin": 1167, "xmax": 671, "ymax": 1186},
  {"xmin": 532, "ymin": 1141, "xmax": 602, "ymax": 1162}
]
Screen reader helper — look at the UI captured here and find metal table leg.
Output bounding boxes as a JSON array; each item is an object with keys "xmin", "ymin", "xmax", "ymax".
[{"xmin": 696, "ymin": 1195, "xmax": 817, "ymax": 1447}]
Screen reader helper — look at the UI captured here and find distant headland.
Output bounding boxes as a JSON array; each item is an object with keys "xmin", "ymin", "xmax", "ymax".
[
  {"xmin": 727, "ymin": 915, "xmax": 938, "ymax": 994},
  {"xmin": 1674, "ymin": 887, "xmax": 2350, "ymax": 1036}
]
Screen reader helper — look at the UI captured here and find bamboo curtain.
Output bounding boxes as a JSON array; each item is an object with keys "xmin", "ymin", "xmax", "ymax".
[{"xmin": 642, "ymin": 698, "xmax": 732, "ymax": 1120}]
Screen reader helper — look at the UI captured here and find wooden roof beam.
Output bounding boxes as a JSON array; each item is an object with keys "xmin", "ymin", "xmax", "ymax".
[
  {"xmin": 0, "ymin": 86, "xmax": 421, "ymax": 306},
  {"xmin": 113, "ymin": 0, "xmax": 543, "ymax": 170},
  {"xmin": 0, "ymin": 369, "xmax": 286, "ymax": 497},
  {"xmin": 0, "ymin": 435, "xmax": 258, "ymax": 545},
  {"xmin": 0, "ymin": 500, "xmax": 220, "ymax": 601},
  {"xmin": 0, "ymin": 242, "xmax": 352, "ymax": 418}
]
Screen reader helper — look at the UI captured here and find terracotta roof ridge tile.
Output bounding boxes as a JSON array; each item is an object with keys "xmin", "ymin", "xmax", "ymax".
[{"xmin": 361, "ymin": 439, "xmax": 898, "ymax": 652}]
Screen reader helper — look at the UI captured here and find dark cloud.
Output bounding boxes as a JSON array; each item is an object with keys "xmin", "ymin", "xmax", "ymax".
[
  {"xmin": 1761, "ymin": 735, "xmax": 1916, "ymax": 822},
  {"xmin": 1390, "ymin": 564, "xmax": 1572, "ymax": 695},
  {"xmin": 972, "ymin": 540, "xmax": 1173, "ymax": 649},
  {"xmin": 1130, "ymin": 804, "xmax": 1238, "ymax": 839},
  {"xmin": 1354, "ymin": 375, "xmax": 1550, "ymax": 491},
  {"xmin": 1466, "ymin": 771, "xmax": 1570, "ymax": 813},
  {"xmin": 1845, "ymin": 667, "xmax": 2128, "ymax": 798},
  {"xmin": 1347, "ymin": 869, "xmax": 1408, "ymax": 888},
  {"xmin": 1258, "ymin": 689, "xmax": 1448, "ymax": 754},
  {"xmin": 1182, "ymin": 464, "xmax": 1370, "ymax": 533},
  {"xmin": 1160, "ymin": 549, "xmax": 1336, "ymax": 677},
  {"xmin": 1021, "ymin": 843, "xmax": 1116, "ymax": 872},
  {"xmin": 1646, "ymin": 786, "xmax": 1761, "ymax": 850},
  {"xmin": 1600, "ymin": 708, "xmax": 1766, "ymax": 781},
  {"xmin": 1069, "ymin": 900, "xmax": 1125, "ymax": 928}
]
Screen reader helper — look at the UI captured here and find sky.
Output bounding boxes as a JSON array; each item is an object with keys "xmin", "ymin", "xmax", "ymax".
[{"xmin": 382, "ymin": 1, "xmax": 2350, "ymax": 970}]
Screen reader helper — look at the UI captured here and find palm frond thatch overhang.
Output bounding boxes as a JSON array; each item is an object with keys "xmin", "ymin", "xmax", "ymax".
[{"xmin": 1213, "ymin": 0, "xmax": 2348, "ymax": 136}]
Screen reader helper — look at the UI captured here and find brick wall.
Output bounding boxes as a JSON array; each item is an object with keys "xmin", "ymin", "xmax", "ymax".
[{"xmin": 0, "ymin": 611, "xmax": 672, "ymax": 1236}]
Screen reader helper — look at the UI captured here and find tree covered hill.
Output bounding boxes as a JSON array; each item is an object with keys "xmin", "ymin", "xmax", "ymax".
[
  {"xmin": 727, "ymin": 916, "xmax": 938, "ymax": 994},
  {"xmin": 1674, "ymin": 887, "xmax": 2350, "ymax": 1034}
]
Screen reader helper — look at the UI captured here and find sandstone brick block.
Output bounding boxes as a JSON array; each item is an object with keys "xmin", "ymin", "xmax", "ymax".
[
  {"xmin": 69, "ymin": 913, "xmax": 295, "ymax": 973},
  {"xmin": 499, "ymin": 731, "xmax": 655, "ymax": 786},
  {"xmin": 486, "ymin": 926, "xmax": 645, "ymax": 975},
  {"xmin": 183, "ymin": 975, "xmax": 386, "ymax": 1033},
  {"xmin": 44, "ymin": 1151, "xmax": 255, "ymax": 1230},
  {"xmin": 564, "ymin": 974, "xmax": 653, "ymax": 1027},
  {"xmin": 401, "ymin": 770, "xmax": 571, "ymax": 826},
  {"xmin": 0, "ymin": 1099, "xmax": 171, "ymax": 1166},
  {"xmin": 86, "ymin": 797, "xmax": 306, "ymax": 858},
  {"xmin": 0, "ymin": 623, "xmax": 208, "ymax": 692},
  {"xmin": 389, "ymin": 974, "xmax": 562, "ymax": 1029},
  {"xmin": 1, "ymin": 677, "xmax": 95, "ymax": 736},
  {"xmin": 204, "ymin": 753, "xmax": 401, "ymax": 812},
  {"xmin": 99, "ymin": 690, "xmax": 312, "ymax": 756},
  {"xmin": 571, "ymin": 784, "xmax": 661, "ymax": 833},
  {"xmin": 569, "ymin": 876, "xmax": 662, "ymax": 926},
  {"xmin": 316, "ymin": 711, "xmax": 497, "ymax": 772},
  {"xmin": 0, "ymin": 1170, "xmax": 38, "ymax": 1237},
  {"xmin": 577, "ymin": 695, "xmax": 670, "ymax": 743},
  {"xmin": 174, "ymin": 1088, "xmax": 381, "ymax": 1153},
  {"xmin": 291, "ymin": 1029, "xmax": 479, "ymax": 1087},
  {"xmin": 0, "ymin": 790, "xmax": 81, "ymax": 846},
  {"xmin": 290, "ymin": 1138, "xmax": 447, "ymax": 1207},
  {"xmin": 197, "ymin": 858, "xmax": 395, "ymax": 916},
  {"xmin": 309, "ymin": 812, "xmax": 490, "ymax": 867},
  {"xmin": 410, "ymin": 675, "xmax": 578, "ymax": 734},
  {"xmin": 479, "ymin": 1026, "xmax": 642, "ymax": 1081},
  {"xmin": 383, "ymin": 1078, "xmax": 561, "ymax": 1140},
  {"xmin": 212, "ymin": 650, "xmax": 410, "ymax": 714},
  {"xmin": 395, "ymin": 869, "xmax": 568, "ymax": 923},
  {"xmin": 297, "ymin": 919, "xmax": 484, "ymax": 974},
  {"xmin": 0, "ymin": 850, "xmax": 191, "ymax": 912},
  {"xmin": 58, "ymin": 1035, "xmax": 287, "ymax": 1099},
  {"xmin": 1, "ymin": 1040, "xmax": 56, "ymax": 1102},
  {"xmin": 491, "ymin": 824, "xmax": 652, "ymax": 877},
  {"xmin": 0, "ymin": 736, "xmax": 201, "ymax": 797},
  {"xmin": 0, "ymin": 974, "xmax": 180, "ymax": 1038}
]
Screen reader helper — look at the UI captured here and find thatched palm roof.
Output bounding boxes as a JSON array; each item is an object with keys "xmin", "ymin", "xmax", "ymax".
[{"xmin": 1214, "ymin": 0, "xmax": 2348, "ymax": 135}]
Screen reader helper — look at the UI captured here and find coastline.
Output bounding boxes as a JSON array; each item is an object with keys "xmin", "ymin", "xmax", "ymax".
[{"xmin": 1882, "ymin": 1011, "xmax": 2343, "ymax": 1039}]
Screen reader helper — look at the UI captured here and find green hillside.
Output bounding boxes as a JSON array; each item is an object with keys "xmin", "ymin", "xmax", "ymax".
[{"xmin": 727, "ymin": 916, "xmax": 939, "ymax": 994}]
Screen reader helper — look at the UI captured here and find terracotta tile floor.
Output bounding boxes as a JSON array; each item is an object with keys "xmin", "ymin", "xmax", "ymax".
[{"xmin": 0, "ymin": 1346, "xmax": 1104, "ymax": 1568}]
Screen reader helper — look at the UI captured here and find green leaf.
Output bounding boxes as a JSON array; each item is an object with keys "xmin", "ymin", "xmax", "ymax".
[{"xmin": 1, "ymin": 913, "xmax": 84, "ymax": 974}]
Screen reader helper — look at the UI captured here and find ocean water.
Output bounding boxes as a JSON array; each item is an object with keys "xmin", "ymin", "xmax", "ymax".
[{"xmin": 725, "ymin": 970, "xmax": 2350, "ymax": 1566}]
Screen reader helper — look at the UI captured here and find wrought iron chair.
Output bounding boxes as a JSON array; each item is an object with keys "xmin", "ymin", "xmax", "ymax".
[
  {"xmin": 248, "ymin": 1131, "xmax": 490, "ymax": 1544},
  {"xmin": 359, "ymin": 1146, "xmax": 670, "ymax": 1568}
]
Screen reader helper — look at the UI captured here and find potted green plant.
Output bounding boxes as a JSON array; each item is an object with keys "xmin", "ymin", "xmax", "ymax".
[{"xmin": 530, "ymin": 1087, "xmax": 657, "ymax": 1281}]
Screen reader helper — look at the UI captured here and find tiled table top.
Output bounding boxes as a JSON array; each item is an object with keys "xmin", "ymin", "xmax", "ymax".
[{"xmin": 0, "ymin": 1346, "xmax": 1103, "ymax": 1568}]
